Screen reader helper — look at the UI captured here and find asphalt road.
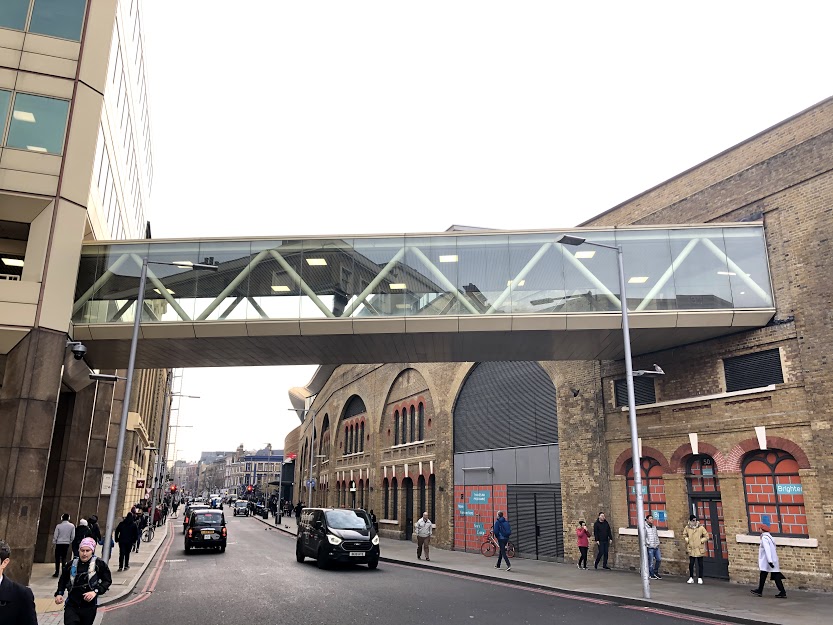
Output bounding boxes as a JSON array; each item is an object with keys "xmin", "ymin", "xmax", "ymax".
[{"xmin": 99, "ymin": 514, "xmax": 730, "ymax": 625}]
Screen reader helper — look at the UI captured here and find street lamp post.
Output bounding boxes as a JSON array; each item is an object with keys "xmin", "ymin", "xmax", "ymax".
[
  {"xmin": 558, "ymin": 234, "xmax": 664, "ymax": 600},
  {"xmin": 102, "ymin": 258, "xmax": 217, "ymax": 563}
]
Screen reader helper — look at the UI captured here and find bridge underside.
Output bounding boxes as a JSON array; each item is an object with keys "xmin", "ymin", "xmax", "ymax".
[{"xmin": 74, "ymin": 310, "xmax": 773, "ymax": 368}]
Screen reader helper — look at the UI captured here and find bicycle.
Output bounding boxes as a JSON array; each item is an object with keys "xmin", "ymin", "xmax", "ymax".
[
  {"xmin": 480, "ymin": 530, "xmax": 515, "ymax": 558},
  {"xmin": 142, "ymin": 525, "xmax": 155, "ymax": 543}
]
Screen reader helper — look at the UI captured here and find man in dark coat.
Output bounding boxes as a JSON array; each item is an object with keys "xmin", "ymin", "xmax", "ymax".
[
  {"xmin": 114, "ymin": 513, "xmax": 140, "ymax": 572},
  {"xmin": 593, "ymin": 512, "xmax": 614, "ymax": 569},
  {"xmin": 0, "ymin": 539, "xmax": 38, "ymax": 625},
  {"xmin": 55, "ymin": 537, "xmax": 112, "ymax": 625}
]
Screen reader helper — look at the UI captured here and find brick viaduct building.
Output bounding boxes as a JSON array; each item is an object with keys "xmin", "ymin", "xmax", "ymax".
[{"xmin": 286, "ymin": 97, "xmax": 833, "ymax": 590}]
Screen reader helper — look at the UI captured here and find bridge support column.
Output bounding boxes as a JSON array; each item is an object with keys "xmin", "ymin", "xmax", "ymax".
[
  {"xmin": 96, "ymin": 375, "xmax": 129, "ymax": 541},
  {"xmin": 0, "ymin": 328, "xmax": 66, "ymax": 584}
]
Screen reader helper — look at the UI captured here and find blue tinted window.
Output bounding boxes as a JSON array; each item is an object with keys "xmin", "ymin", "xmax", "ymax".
[
  {"xmin": 0, "ymin": 91, "xmax": 11, "ymax": 136},
  {"xmin": 0, "ymin": 0, "xmax": 29, "ymax": 31},
  {"xmin": 29, "ymin": 0, "xmax": 86, "ymax": 41},
  {"xmin": 6, "ymin": 93, "xmax": 70, "ymax": 154}
]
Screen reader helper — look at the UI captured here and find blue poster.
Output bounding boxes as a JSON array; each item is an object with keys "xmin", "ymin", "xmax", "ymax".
[
  {"xmin": 462, "ymin": 510, "xmax": 474, "ymax": 517},
  {"xmin": 761, "ymin": 514, "xmax": 771, "ymax": 527},
  {"xmin": 776, "ymin": 483, "xmax": 802, "ymax": 495},
  {"xmin": 457, "ymin": 503, "xmax": 466, "ymax": 511},
  {"xmin": 469, "ymin": 490, "xmax": 490, "ymax": 505},
  {"xmin": 473, "ymin": 522, "xmax": 486, "ymax": 536},
  {"xmin": 629, "ymin": 485, "xmax": 648, "ymax": 495},
  {"xmin": 653, "ymin": 510, "xmax": 667, "ymax": 522}
]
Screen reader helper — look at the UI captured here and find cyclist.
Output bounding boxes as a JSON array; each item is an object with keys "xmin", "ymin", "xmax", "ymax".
[{"xmin": 493, "ymin": 511, "xmax": 512, "ymax": 571}]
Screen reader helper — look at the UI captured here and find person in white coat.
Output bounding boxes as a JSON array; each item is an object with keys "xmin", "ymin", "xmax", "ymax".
[{"xmin": 750, "ymin": 523, "xmax": 787, "ymax": 598}]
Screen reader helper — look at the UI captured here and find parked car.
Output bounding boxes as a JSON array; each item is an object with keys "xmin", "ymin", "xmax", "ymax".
[
  {"xmin": 296, "ymin": 508, "xmax": 379, "ymax": 570},
  {"xmin": 233, "ymin": 500, "xmax": 250, "ymax": 516},
  {"xmin": 182, "ymin": 503, "xmax": 210, "ymax": 534},
  {"xmin": 185, "ymin": 510, "xmax": 227, "ymax": 553}
]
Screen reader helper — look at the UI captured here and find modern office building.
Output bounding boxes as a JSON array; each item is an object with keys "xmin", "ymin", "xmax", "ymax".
[
  {"xmin": 0, "ymin": 0, "xmax": 166, "ymax": 583},
  {"xmin": 285, "ymin": 97, "xmax": 833, "ymax": 590}
]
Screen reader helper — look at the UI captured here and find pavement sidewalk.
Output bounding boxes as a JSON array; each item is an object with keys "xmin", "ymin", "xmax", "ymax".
[
  {"xmin": 31, "ymin": 519, "xmax": 171, "ymax": 624},
  {"xmin": 255, "ymin": 512, "xmax": 828, "ymax": 625}
]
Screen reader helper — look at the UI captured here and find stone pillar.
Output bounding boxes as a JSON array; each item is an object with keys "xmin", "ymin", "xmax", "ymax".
[
  {"xmin": 0, "ymin": 328, "xmax": 65, "ymax": 584},
  {"xmin": 96, "ymin": 374, "xmax": 128, "ymax": 540},
  {"xmin": 79, "ymin": 378, "xmax": 115, "ymax": 523},
  {"xmin": 551, "ymin": 360, "xmax": 610, "ymax": 564}
]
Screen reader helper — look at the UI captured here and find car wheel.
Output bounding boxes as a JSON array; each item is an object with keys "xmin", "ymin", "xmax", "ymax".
[
  {"xmin": 316, "ymin": 547, "xmax": 329, "ymax": 569},
  {"xmin": 296, "ymin": 544, "xmax": 305, "ymax": 563},
  {"xmin": 368, "ymin": 557, "xmax": 379, "ymax": 570}
]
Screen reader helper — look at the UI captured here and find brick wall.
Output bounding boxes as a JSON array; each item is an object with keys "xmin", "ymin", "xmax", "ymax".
[{"xmin": 453, "ymin": 484, "xmax": 507, "ymax": 553}]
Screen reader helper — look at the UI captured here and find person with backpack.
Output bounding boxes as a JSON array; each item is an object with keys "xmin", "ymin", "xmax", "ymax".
[
  {"xmin": 86, "ymin": 516, "xmax": 102, "ymax": 547},
  {"xmin": 493, "ymin": 510, "xmax": 512, "ymax": 571},
  {"xmin": 114, "ymin": 513, "xmax": 140, "ymax": 572},
  {"xmin": 54, "ymin": 537, "xmax": 112, "ymax": 625},
  {"xmin": 71, "ymin": 519, "xmax": 91, "ymax": 559},
  {"xmin": 52, "ymin": 513, "xmax": 75, "ymax": 578}
]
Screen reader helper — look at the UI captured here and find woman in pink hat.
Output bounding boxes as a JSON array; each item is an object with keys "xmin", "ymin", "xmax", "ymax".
[
  {"xmin": 750, "ymin": 523, "xmax": 787, "ymax": 598},
  {"xmin": 54, "ymin": 536, "xmax": 112, "ymax": 624}
]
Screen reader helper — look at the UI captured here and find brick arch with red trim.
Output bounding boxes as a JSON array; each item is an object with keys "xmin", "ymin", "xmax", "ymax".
[
  {"xmin": 725, "ymin": 437, "xmax": 811, "ymax": 473},
  {"xmin": 668, "ymin": 442, "xmax": 729, "ymax": 474},
  {"xmin": 613, "ymin": 446, "xmax": 672, "ymax": 476}
]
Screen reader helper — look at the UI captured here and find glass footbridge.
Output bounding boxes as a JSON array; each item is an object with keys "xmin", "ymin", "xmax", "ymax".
[{"xmin": 71, "ymin": 224, "xmax": 775, "ymax": 369}]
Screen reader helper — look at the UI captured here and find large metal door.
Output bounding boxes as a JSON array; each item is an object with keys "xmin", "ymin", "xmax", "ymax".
[
  {"xmin": 692, "ymin": 498, "xmax": 729, "ymax": 579},
  {"xmin": 507, "ymin": 485, "xmax": 564, "ymax": 561}
]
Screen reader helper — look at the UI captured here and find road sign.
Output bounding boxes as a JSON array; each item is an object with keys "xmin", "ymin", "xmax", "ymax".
[
  {"xmin": 101, "ymin": 473, "xmax": 113, "ymax": 495},
  {"xmin": 136, "ymin": 479, "xmax": 145, "ymax": 488},
  {"xmin": 306, "ymin": 478, "xmax": 316, "ymax": 488}
]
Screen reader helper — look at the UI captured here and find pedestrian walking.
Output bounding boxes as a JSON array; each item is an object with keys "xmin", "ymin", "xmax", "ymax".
[
  {"xmin": 682, "ymin": 514, "xmax": 709, "ymax": 584},
  {"xmin": 415, "ymin": 512, "xmax": 433, "ymax": 561},
  {"xmin": 71, "ymin": 519, "xmax": 91, "ymax": 559},
  {"xmin": 369, "ymin": 509, "xmax": 379, "ymax": 533},
  {"xmin": 645, "ymin": 514, "xmax": 662, "ymax": 579},
  {"xmin": 0, "ymin": 539, "xmax": 38, "ymax": 625},
  {"xmin": 493, "ymin": 511, "xmax": 512, "ymax": 571},
  {"xmin": 750, "ymin": 523, "xmax": 787, "ymax": 598},
  {"xmin": 54, "ymin": 537, "xmax": 112, "ymax": 625},
  {"xmin": 294, "ymin": 501, "xmax": 303, "ymax": 526},
  {"xmin": 576, "ymin": 521, "xmax": 590, "ymax": 569},
  {"xmin": 114, "ymin": 513, "xmax": 140, "ymax": 572},
  {"xmin": 593, "ymin": 512, "xmax": 613, "ymax": 569},
  {"xmin": 86, "ymin": 516, "xmax": 102, "ymax": 547},
  {"xmin": 172, "ymin": 498, "xmax": 180, "ymax": 518},
  {"xmin": 53, "ymin": 513, "xmax": 75, "ymax": 578},
  {"xmin": 133, "ymin": 512, "xmax": 147, "ymax": 553}
]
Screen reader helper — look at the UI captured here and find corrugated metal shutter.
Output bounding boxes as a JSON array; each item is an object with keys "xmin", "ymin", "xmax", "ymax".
[
  {"xmin": 724, "ymin": 348, "xmax": 783, "ymax": 392},
  {"xmin": 615, "ymin": 377, "xmax": 656, "ymax": 407},
  {"xmin": 454, "ymin": 362, "xmax": 557, "ymax": 453},
  {"xmin": 507, "ymin": 484, "xmax": 564, "ymax": 561}
]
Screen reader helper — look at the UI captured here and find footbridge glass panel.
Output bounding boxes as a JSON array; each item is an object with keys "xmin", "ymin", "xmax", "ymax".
[{"xmin": 72, "ymin": 225, "xmax": 773, "ymax": 325}]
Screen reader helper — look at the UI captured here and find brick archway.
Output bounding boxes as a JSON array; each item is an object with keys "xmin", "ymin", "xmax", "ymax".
[
  {"xmin": 613, "ymin": 446, "xmax": 671, "ymax": 476},
  {"xmin": 725, "ymin": 436, "xmax": 811, "ymax": 473},
  {"xmin": 668, "ymin": 442, "xmax": 729, "ymax": 474}
]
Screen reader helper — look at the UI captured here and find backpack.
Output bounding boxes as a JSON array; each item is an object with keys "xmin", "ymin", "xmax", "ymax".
[{"xmin": 69, "ymin": 556, "xmax": 100, "ymax": 591}]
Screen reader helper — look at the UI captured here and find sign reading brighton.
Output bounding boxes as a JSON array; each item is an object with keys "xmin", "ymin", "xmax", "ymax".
[{"xmin": 776, "ymin": 483, "xmax": 802, "ymax": 495}]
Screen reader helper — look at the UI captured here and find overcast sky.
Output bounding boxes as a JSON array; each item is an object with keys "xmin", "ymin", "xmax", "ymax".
[{"xmin": 140, "ymin": 1, "xmax": 832, "ymax": 462}]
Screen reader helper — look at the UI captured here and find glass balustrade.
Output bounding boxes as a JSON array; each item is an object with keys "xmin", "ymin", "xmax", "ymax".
[{"xmin": 72, "ymin": 225, "xmax": 773, "ymax": 325}]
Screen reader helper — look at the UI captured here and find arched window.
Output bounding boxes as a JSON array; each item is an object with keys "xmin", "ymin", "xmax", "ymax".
[
  {"xmin": 429, "ymin": 474, "xmax": 436, "ymax": 527},
  {"xmin": 410, "ymin": 405, "xmax": 416, "ymax": 443},
  {"xmin": 418, "ymin": 403, "xmax": 424, "ymax": 440},
  {"xmin": 336, "ymin": 482, "xmax": 342, "ymax": 507},
  {"xmin": 401, "ymin": 409, "xmax": 407, "ymax": 444},
  {"xmin": 391, "ymin": 477, "xmax": 398, "ymax": 520},
  {"xmin": 743, "ymin": 449, "xmax": 808, "ymax": 537},
  {"xmin": 626, "ymin": 457, "xmax": 667, "ymax": 529},
  {"xmin": 360, "ymin": 421, "xmax": 365, "ymax": 452},
  {"xmin": 687, "ymin": 455, "xmax": 720, "ymax": 494},
  {"xmin": 344, "ymin": 426, "xmax": 349, "ymax": 455},
  {"xmin": 394, "ymin": 410, "xmax": 399, "ymax": 446},
  {"xmin": 383, "ymin": 478, "xmax": 390, "ymax": 518},
  {"xmin": 418, "ymin": 475, "xmax": 426, "ymax": 517}
]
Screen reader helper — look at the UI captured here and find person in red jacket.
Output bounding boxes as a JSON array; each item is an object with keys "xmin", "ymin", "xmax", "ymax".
[{"xmin": 576, "ymin": 521, "xmax": 591, "ymax": 569}]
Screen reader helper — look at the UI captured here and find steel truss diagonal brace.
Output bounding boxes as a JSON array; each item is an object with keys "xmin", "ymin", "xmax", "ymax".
[
  {"xmin": 72, "ymin": 253, "xmax": 130, "ymax": 315},
  {"xmin": 341, "ymin": 247, "xmax": 406, "ymax": 318},
  {"xmin": 486, "ymin": 242, "xmax": 552, "ymax": 314},
  {"xmin": 130, "ymin": 254, "xmax": 192, "ymax": 321},
  {"xmin": 560, "ymin": 246, "xmax": 622, "ymax": 308},
  {"xmin": 701, "ymin": 238, "xmax": 772, "ymax": 305},
  {"xmin": 268, "ymin": 250, "xmax": 335, "ymax": 318},
  {"xmin": 635, "ymin": 238, "xmax": 700, "ymax": 312},
  {"xmin": 408, "ymin": 247, "xmax": 481, "ymax": 315},
  {"xmin": 197, "ymin": 249, "xmax": 270, "ymax": 320}
]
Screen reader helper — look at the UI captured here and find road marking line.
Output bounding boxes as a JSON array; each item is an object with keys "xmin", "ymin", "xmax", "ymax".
[{"xmin": 622, "ymin": 605, "xmax": 735, "ymax": 625}]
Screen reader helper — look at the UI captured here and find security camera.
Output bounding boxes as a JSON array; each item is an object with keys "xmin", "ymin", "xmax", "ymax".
[{"xmin": 66, "ymin": 340, "xmax": 87, "ymax": 360}]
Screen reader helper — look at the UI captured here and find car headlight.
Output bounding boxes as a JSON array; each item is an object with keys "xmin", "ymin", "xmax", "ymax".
[
  {"xmin": 372, "ymin": 535, "xmax": 380, "ymax": 545},
  {"xmin": 327, "ymin": 534, "xmax": 343, "ymax": 545}
]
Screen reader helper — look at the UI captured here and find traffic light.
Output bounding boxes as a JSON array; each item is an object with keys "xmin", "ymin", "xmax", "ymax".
[
  {"xmin": 170, "ymin": 484, "xmax": 178, "ymax": 492},
  {"xmin": 246, "ymin": 485, "xmax": 253, "ymax": 492}
]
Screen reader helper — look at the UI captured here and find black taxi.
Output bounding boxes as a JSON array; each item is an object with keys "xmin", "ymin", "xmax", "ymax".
[{"xmin": 185, "ymin": 509, "xmax": 227, "ymax": 553}]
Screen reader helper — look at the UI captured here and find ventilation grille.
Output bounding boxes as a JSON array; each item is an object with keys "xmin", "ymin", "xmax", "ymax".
[
  {"xmin": 615, "ymin": 377, "xmax": 656, "ymax": 407},
  {"xmin": 724, "ymin": 348, "xmax": 783, "ymax": 392}
]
